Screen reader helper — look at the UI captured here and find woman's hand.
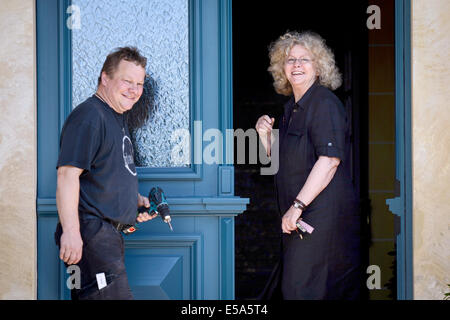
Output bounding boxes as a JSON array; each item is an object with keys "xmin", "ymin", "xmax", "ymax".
[
  {"xmin": 281, "ymin": 206, "xmax": 302, "ymax": 234},
  {"xmin": 255, "ymin": 115, "xmax": 275, "ymax": 137},
  {"xmin": 255, "ymin": 115, "xmax": 275, "ymax": 156}
]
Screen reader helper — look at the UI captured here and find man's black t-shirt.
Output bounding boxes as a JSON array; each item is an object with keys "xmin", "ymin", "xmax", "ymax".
[{"xmin": 57, "ymin": 95, "xmax": 138, "ymax": 225}]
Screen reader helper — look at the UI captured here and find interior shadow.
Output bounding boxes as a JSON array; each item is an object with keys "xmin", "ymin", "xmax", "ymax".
[{"xmin": 232, "ymin": 0, "xmax": 370, "ymax": 300}]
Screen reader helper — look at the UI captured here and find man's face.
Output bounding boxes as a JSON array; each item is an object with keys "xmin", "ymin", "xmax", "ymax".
[{"xmin": 101, "ymin": 60, "xmax": 146, "ymax": 114}]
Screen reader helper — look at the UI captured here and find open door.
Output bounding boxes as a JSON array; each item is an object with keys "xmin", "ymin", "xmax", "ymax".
[{"xmin": 233, "ymin": 0, "xmax": 413, "ymax": 300}]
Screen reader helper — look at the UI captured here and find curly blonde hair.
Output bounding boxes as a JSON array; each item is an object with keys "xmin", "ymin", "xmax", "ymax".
[{"xmin": 268, "ymin": 31, "xmax": 342, "ymax": 95}]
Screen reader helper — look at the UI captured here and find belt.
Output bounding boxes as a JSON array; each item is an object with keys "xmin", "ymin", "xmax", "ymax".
[
  {"xmin": 108, "ymin": 219, "xmax": 137, "ymax": 234},
  {"xmin": 108, "ymin": 220, "xmax": 125, "ymax": 231},
  {"xmin": 79, "ymin": 214, "xmax": 134, "ymax": 234}
]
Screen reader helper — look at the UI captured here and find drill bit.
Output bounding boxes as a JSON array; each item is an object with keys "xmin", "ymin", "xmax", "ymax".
[{"xmin": 163, "ymin": 216, "xmax": 173, "ymax": 231}]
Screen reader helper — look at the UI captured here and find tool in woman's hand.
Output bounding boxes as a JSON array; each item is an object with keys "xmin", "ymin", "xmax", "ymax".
[{"xmin": 295, "ymin": 218, "xmax": 314, "ymax": 239}]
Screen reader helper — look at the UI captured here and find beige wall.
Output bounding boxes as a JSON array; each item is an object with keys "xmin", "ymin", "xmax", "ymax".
[
  {"xmin": 412, "ymin": 0, "xmax": 450, "ymax": 300},
  {"xmin": 0, "ymin": 0, "xmax": 37, "ymax": 299}
]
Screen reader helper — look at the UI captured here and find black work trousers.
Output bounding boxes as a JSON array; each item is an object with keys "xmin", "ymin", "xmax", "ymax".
[{"xmin": 55, "ymin": 216, "xmax": 133, "ymax": 300}]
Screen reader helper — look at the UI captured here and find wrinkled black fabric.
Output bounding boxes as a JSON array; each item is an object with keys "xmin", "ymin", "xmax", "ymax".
[
  {"xmin": 55, "ymin": 218, "xmax": 133, "ymax": 300},
  {"xmin": 272, "ymin": 81, "xmax": 362, "ymax": 300}
]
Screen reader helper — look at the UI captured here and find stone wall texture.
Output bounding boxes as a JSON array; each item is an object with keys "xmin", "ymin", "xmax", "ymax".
[
  {"xmin": 0, "ymin": 0, "xmax": 37, "ymax": 299},
  {"xmin": 412, "ymin": 0, "xmax": 450, "ymax": 300}
]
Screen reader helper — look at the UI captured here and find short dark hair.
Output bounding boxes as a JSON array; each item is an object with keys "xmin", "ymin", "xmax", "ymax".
[{"xmin": 97, "ymin": 46, "xmax": 147, "ymax": 86}]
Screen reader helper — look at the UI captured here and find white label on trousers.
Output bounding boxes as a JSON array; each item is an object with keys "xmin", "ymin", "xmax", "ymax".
[{"xmin": 96, "ymin": 273, "xmax": 107, "ymax": 290}]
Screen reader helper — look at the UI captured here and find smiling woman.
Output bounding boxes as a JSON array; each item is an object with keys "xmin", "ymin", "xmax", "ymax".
[
  {"xmin": 283, "ymin": 45, "xmax": 317, "ymax": 101},
  {"xmin": 268, "ymin": 31, "xmax": 342, "ymax": 96},
  {"xmin": 255, "ymin": 30, "xmax": 363, "ymax": 299}
]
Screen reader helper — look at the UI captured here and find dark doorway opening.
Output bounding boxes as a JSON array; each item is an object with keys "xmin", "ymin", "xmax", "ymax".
[{"xmin": 233, "ymin": 0, "xmax": 397, "ymax": 300}]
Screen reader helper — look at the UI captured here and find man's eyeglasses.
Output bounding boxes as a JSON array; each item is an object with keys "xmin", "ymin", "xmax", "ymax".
[{"xmin": 285, "ymin": 57, "xmax": 312, "ymax": 65}]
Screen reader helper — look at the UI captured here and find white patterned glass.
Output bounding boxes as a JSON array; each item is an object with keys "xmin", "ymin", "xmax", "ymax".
[{"xmin": 71, "ymin": 0, "xmax": 190, "ymax": 167}]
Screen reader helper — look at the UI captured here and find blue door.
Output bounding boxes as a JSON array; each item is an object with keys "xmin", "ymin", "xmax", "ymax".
[
  {"xmin": 36, "ymin": 0, "xmax": 248, "ymax": 299},
  {"xmin": 386, "ymin": 0, "xmax": 413, "ymax": 300}
]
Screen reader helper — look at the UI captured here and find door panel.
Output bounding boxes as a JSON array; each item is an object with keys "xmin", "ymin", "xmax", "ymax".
[
  {"xmin": 125, "ymin": 233, "xmax": 203, "ymax": 300},
  {"xmin": 36, "ymin": 0, "xmax": 248, "ymax": 300}
]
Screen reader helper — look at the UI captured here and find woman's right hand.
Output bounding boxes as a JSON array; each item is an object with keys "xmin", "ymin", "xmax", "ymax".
[{"xmin": 255, "ymin": 115, "xmax": 275, "ymax": 137}]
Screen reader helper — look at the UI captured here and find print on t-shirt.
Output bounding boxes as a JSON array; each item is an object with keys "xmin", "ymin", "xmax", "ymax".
[{"xmin": 123, "ymin": 135, "xmax": 137, "ymax": 176}]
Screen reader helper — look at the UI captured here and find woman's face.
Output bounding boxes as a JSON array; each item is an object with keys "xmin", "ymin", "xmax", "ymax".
[{"xmin": 283, "ymin": 45, "xmax": 317, "ymax": 94}]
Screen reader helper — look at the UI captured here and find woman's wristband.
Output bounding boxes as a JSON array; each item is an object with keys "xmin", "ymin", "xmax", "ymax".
[{"xmin": 293, "ymin": 198, "xmax": 307, "ymax": 211}]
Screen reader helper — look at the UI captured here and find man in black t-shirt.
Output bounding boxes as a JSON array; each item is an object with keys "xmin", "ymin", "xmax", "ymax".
[{"xmin": 55, "ymin": 47, "xmax": 156, "ymax": 299}]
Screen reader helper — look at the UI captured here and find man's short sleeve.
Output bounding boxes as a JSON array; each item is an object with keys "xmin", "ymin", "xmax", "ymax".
[
  {"xmin": 309, "ymin": 98, "xmax": 347, "ymax": 161},
  {"xmin": 57, "ymin": 120, "xmax": 101, "ymax": 171}
]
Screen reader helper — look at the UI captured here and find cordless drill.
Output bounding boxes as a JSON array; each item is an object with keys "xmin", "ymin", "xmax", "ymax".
[{"xmin": 122, "ymin": 187, "xmax": 173, "ymax": 234}]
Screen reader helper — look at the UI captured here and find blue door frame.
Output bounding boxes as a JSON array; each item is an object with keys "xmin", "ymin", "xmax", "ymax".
[
  {"xmin": 386, "ymin": 0, "xmax": 413, "ymax": 300},
  {"xmin": 36, "ymin": 0, "xmax": 413, "ymax": 300},
  {"xmin": 36, "ymin": 0, "xmax": 248, "ymax": 300}
]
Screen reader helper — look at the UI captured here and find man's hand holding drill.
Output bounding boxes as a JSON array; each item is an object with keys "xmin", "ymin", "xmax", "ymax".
[{"xmin": 137, "ymin": 193, "xmax": 158, "ymax": 222}]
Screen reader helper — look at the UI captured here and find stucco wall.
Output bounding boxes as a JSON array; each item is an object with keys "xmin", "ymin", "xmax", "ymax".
[
  {"xmin": 0, "ymin": 0, "xmax": 37, "ymax": 299},
  {"xmin": 412, "ymin": 0, "xmax": 450, "ymax": 300}
]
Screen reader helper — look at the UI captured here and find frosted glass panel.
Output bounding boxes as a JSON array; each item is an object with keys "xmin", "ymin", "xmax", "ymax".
[{"xmin": 72, "ymin": 0, "xmax": 190, "ymax": 167}]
